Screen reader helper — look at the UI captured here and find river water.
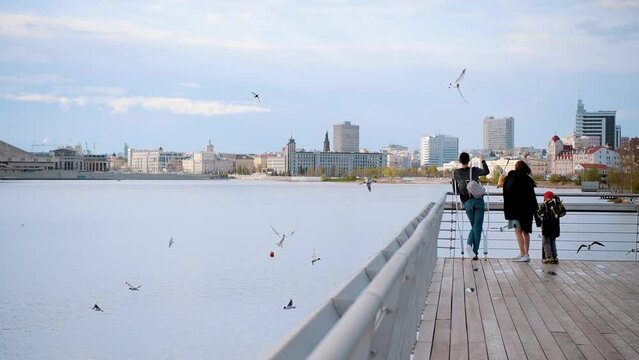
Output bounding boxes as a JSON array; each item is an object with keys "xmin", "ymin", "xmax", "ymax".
[{"xmin": 0, "ymin": 180, "xmax": 444, "ymax": 360}]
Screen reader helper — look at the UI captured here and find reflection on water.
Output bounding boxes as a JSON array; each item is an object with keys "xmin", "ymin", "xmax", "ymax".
[{"xmin": 0, "ymin": 180, "xmax": 444, "ymax": 360}]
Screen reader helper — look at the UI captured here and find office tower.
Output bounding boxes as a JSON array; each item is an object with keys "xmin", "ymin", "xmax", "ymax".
[
  {"xmin": 575, "ymin": 99, "xmax": 617, "ymax": 149},
  {"xmin": 483, "ymin": 116, "xmax": 514, "ymax": 150},
  {"xmin": 420, "ymin": 134, "xmax": 459, "ymax": 167},
  {"xmin": 333, "ymin": 121, "xmax": 359, "ymax": 153}
]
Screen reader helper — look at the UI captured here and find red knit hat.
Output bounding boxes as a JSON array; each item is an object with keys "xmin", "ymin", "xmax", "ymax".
[{"xmin": 544, "ymin": 191, "xmax": 555, "ymax": 200}]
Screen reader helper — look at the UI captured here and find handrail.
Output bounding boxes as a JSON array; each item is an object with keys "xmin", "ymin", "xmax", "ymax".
[{"xmin": 264, "ymin": 194, "xmax": 446, "ymax": 359}]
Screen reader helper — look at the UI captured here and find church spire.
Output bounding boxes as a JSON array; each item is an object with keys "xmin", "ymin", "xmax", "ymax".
[{"xmin": 323, "ymin": 130, "xmax": 330, "ymax": 152}]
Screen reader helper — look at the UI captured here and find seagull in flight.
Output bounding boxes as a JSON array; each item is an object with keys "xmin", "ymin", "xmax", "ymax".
[
  {"xmin": 361, "ymin": 177, "xmax": 377, "ymax": 192},
  {"xmin": 576, "ymin": 241, "xmax": 605, "ymax": 254},
  {"xmin": 92, "ymin": 304, "xmax": 103, "ymax": 312},
  {"xmin": 626, "ymin": 248, "xmax": 637, "ymax": 255},
  {"xmin": 251, "ymin": 92, "xmax": 260, "ymax": 102},
  {"xmin": 311, "ymin": 248, "xmax": 321, "ymax": 265},
  {"xmin": 283, "ymin": 299, "xmax": 296, "ymax": 310},
  {"xmin": 448, "ymin": 68, "xmax": 468, "ymax": 104},
  {"xmin": 271, "ymin": 225, "xmax": 294, "ymax": 247},
  {"xmin": 169, "ymin": 237, "xmax": 174, "ymax": 248},
  {"xmin": 125, "ymin": 282, "xmax": 141, "ymax": 291}
]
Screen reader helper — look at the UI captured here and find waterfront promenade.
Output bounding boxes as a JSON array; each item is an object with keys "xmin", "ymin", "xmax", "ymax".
[{"xmin": 415, "ymin": 258, "xmax": 639, "ymax": 359}]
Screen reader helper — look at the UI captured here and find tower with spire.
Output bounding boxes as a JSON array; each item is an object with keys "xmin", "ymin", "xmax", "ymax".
[{"xmin": 323, "ymin": 130, "xmax": 330, "ymax": 152}]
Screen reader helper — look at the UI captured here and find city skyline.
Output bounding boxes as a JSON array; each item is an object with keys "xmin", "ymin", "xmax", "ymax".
[{"xmin": 1, "ymin": 1, "xmax": 638, "ymax": 154}]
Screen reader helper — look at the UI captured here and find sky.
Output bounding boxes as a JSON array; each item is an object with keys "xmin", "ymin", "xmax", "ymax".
[{"xmin": 1, "ymin": 0, "xmax": 638, "ymax": 155}]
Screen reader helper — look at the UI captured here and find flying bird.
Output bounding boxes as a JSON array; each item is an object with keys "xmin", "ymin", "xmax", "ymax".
[
  {"xmin": 251, "ymin": 92, "xmax": 260, "ymax": 102},
  {"xmin": 449, "ymin": 68, "xmax": 468, "ymax": 104},
  {"xmin": 125, "ymin": 282, "xmax": 141, "ymax": 291},
  {"xmin": 271, "ymin": 225, "xmax": 294, "ymax": 247},
  {"xmin": 491, "ymin": 225, "xmax": 508, "ymax": 232},
  {"xmin": 576, "ymin": 241, "xmax": 605, "ymax": 254},
  {"xmin": 626, "ymin": 249, "xmax": 637, "ymax": 255},
  {"xmin": 92, "ymin": 304, "xmax": 103, "ymax": 312},
  {"xmin": 361, "ymin": 177, "xmax": 377, "ymax": 192},
  {"xmin": 283, "ymin": 299, "xmax": 296, "ymax": 310},
  {"xmin": 169, "ymin": 237, "xmax": 174, "ymax": 248},
  {"xmin": 311, "ymin": 248, "xmax": 321, "ymax": 265}
]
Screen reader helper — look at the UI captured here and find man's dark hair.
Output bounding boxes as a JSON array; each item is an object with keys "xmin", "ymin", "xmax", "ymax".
[{"xmin": 459, "ymin": 152, "xmax": 470, "ymax": 165}]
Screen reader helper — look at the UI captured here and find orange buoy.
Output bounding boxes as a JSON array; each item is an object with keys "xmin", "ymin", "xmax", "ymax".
[{"xmin": 269, "ymin": 251, "xmax": 275, "ymax": 258}]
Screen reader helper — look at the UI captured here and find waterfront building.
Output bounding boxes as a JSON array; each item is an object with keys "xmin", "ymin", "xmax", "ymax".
[
  {"xmin": 0, "ymin": 140, "xmax": 54, "ymax": 171},
  {"xmin": 420, "ymin": 135, "xmax": 458, "ymax": 167},
  {"xmin": 573, "ymin": 146, "xmax": 621, "ymax": 170},
  {"xmin": 575, "ymin": 99, "xmax": 617, "ymax": 149},
  {"xmin": 483, "ymin": 116, "xmax": 514, "ymax": 150},
  {"xmin": 562, "ymin": 135, "xmax": 599, "ymax": 150},
  {"xmin": 182, "ymin": 140, "xmax": 232, "ymax": 174},
  {"xmin": 380, "ymin": 144, "xmax": 410, "ymax": 169},
  {"xmin": 128, "ymin": 147, "xmax": 186, "ymax": 173},
  {"xmin": 333, "ymin": 121, "xmax": 359, "ymax": 153},
  {"xmin": 266, "ymin": 154, "xmax": 286, "ymax": 174},
  {"xmin": 284, "ymin": 137, "xmax": 385, "ymax": 176},
  {"xmin": 107, "ymin": 154, "xmax": 128, "ymax": 171}
]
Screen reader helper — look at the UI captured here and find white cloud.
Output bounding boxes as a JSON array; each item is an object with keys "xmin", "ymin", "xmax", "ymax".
[
  {"xmin": 106, "ymin": 96, "xmax": 268, "ymax": 116},
  {"xmin": 0, "ymin": 74, "xmax": 71, "ymax": 85},
  {"xmin": 1, "ymin": 91, "xmax": 269, "ymax": 116}
]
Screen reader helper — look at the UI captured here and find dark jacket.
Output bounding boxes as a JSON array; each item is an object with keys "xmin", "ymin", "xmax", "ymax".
[
  {"xmin": 537, "ymin": 196, "xmax": 566, "ymax": 238},
  {"xmin": 453, "ymin": 160, "xmax": 490, "ymax": 203},
  {"xmin": 502, "ymin": 170, "xmax": 538, "ymax": 221}
]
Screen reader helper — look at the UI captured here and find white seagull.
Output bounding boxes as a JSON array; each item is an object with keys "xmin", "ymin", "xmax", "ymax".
[
  {"xmin": 271, "ymin": 225, "xmax": 294, "ymax": 247},
  {"xmin": 448, "ymin": 68, "xmax": 468, "ymax": 104},
  {"xmin": 311, "ymin": 248, "xmax": 321, "ymax": 265},
  {"xmin": 125, "ymin": 281, "xmax": 141, "ymax": 291},
  {"xmin": 169, "ymin": 237, "xmax": 174, "ymax": 248},
  {"xmin": 92, "ymin": 304, "xmax": 103, "ymax": 312},
  {"xmin": 283, "ymin": 299, "xmax": 296, "ymax": 310},
  {"xmin": 251, "ymin": 92, "xmax": 260, "ymax": 102}
]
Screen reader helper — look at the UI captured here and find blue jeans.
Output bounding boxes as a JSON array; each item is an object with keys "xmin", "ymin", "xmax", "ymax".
[{"xmin": 464, "ymin": 197, "xmax": 485, "ymax": 255}]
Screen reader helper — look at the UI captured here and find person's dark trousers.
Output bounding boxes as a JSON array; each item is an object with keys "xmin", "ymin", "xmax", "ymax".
[
  {"xmin": 542, "ymin": 236, "xmax": 557, "ymax": 259},
  {"xmin": 464, "ymin": 197, "xmax": 485, "ymax": 256}
]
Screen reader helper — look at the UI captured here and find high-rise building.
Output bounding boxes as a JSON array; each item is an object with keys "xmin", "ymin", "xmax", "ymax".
[
  {"xmin": 420, "ymin": 134, "xmax": 458, "ymax": 167},
  {"xmin": 575, "ymin": 99, "xmax": 617, "ymax": 149},
  {"xmin": 483, "ymin": 116, "xmax": 514, "ymax": 150},
  {"xmin": 333, "ymin": 121, "xmax": 359, "ymax": 152}
]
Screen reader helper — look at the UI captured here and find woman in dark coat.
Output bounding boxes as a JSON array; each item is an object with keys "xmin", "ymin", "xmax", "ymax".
[{"xmin": 502, "ymin": 160, "xmax": 539, "ymax": 262}]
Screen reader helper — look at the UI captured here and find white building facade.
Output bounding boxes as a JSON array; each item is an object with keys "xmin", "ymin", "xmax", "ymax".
[
  {"xmin": 483, "ymin": 116, "xmax": 514, "ymax": 150},
  {"xmin": 333, "ymin": 121, "xmax": 360, "ymax": 153},
  {"xmin": 128, "ymin": 148, "xmax": 186, "ymax": 173},
  {"xmin": 420, "ymin": 134, "xmax": 459, "ymax": 167}
]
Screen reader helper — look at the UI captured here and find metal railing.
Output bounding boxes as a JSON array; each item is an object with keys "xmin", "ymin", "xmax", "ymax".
[
  {"xmin": 440, "ymin": 191, "xmax": 639, "ymax": 261},
  {"xmin": 264, "ymin": 194, "xmax": 445, "ymax": 360}
]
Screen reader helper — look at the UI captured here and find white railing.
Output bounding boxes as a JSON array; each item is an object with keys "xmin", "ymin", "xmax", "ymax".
[{"xmin": 264, "ymin": 194, "xmax": 445, "ymax": 360}]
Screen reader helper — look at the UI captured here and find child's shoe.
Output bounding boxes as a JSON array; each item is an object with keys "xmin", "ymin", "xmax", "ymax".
[
  {"xmin": 542, "ymin": 258, "xmax": 551, "ymax": 264},
  {"xmin": 551, "ymin": 258, "xmax": 559, "ymax": 264}
]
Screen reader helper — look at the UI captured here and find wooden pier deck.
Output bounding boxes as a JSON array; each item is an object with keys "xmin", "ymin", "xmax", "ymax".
[{"xmin": 414, "ymin": 258, "xmax": 639, "ymax": 360}]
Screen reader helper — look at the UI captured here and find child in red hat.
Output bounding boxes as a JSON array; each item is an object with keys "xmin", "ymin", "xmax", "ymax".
[{"xmin": 536, "ymin": 191, "xmax": 566, "ymax": 264}]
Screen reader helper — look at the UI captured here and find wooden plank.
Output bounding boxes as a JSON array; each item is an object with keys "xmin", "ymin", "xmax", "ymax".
[
  {"xmin": 450, "ymin": 258, "xmax": 469, "ymax": 360},
  {"xmin": 537, "ymin": 262, "xmax": 623, "ymax": 360},
  {"xmin": 520, "ymin": 262, "xmax": 591, "ymax": 346},
  {"xmin": 463, "ymin": 259, "xmax": 485, "ymax": 344},
  {"xmin": 482, "ymin": 259, "xmax": 527, "ymax": 359},
  {"xmin": 498, "ymin": 259, "xmax": 567, "ymax": 360},
  {"xmin": 473, "ymin": 260, "xmax": 507, "ymax": 360},
  {"xmin": 436, "ymin": 258, "xmax": 453, "ymax": 321},
  {"xmin": 603, "ymin": 334, "xmax": 639, "ymax": 360},
  {"xmin": 414, "ymin": 259, "xmax": 445, "ymax": 360},
  {"xmin": 430, "ymin": 319, "xmax": 451, "ymax": 359},
  {"xmin": 490, "ymin": 259, "xmax": 546, "ymax": 360},
  {"xmin": 553, "ymin": 332, "xmax": 586, "ymax": 360},
  {"xmin": 576, "ymin": 344, "xmax": 606, "ymax": 360}
]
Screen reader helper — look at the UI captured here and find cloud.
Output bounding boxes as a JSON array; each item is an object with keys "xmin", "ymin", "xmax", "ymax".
[
  {"xmin": 0, "ymin": 74, "xmax": 71, "ymax": 86},
  {"xmin": 105, "ymin": 96, "xmax": 269, "ymax": 115},
  {"xmin": 1, "ymin": 91, "xmax": 269, "ymax": 116}
]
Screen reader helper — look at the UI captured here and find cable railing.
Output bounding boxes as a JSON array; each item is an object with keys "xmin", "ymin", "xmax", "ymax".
[{"xmin": 440, "ymin": 191, "xmax": 639, "ymax": 261}]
